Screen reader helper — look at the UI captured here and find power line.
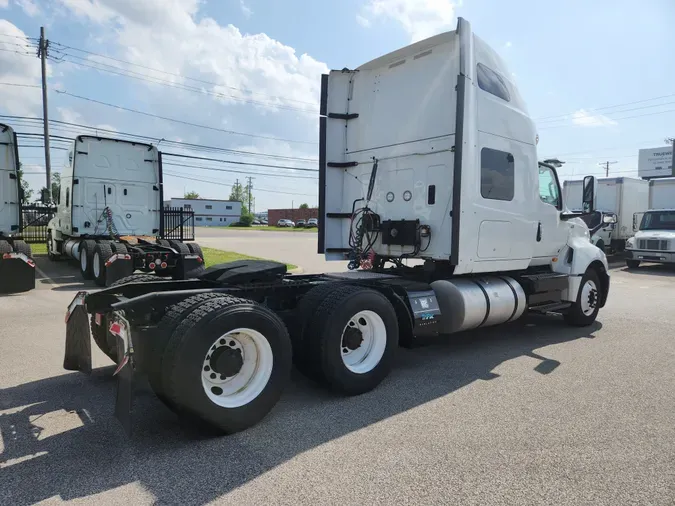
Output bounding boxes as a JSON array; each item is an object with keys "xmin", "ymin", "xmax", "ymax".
[
  {"xmin": 163, "ymin": 170, "xmax": 316, "ymax": 196},
  {"xmin": 1, "ymin": 114, "xmax": 319, "ymax": 162},
  {"xmin": 538, "ymin": 107, "xmax": 675, "ymax": 130},
  {"xmin": 162, "ymin": 152, "xmax": 318, "ymax": 172},
  {"xmin": 534, "ymin": 92, "xmax": 675, "ymax": 122},
  {"xmin": 48, "ymin": 39, "xmax": 318, "ymax": 107},
  {"xmin": 537, "ymin": 99, "xmax": 675, "ymax": 126},
  {"xmin": 0, "ymin": 82, "xmax": 40, "ymax": 88},
  {"xmin": 53, "ymin": 90, "xmax": 317, "ymax": 145},
  {"xmin": 162, "ymin": 161, "xmax": 317, "ymax": 179}
]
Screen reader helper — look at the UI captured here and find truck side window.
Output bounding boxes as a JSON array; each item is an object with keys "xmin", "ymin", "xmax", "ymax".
[
  {"xmin": 476, "ymin": 63, "xmax": 511, "ymax": 102},
  {"xmin": 538, "ymin": 165, "xmax": 561, "ymax": 208},
  {"xmin": 481, "ymin": 148, "xmax": 514, "ymax": 201}
]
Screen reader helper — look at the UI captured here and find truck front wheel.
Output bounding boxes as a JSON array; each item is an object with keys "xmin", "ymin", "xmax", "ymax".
[
  {"xmin": 626, "ymin": 259, "xmax": 640, "ymax": 269},
  {"xmin": 93, "ymin": 242, "xmax": 113, "ymax": 287},
  {"xmin": 564, "ymin": 269, "xmax": 601, "ymax": 327},
  {"xmin": 303, "ymin": 285, "xmax": 399, "ymax": 395}
]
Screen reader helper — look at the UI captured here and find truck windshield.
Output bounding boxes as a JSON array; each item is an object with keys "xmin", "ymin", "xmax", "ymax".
[{"xmin": 640, "ymin": 211, "xmax": 675, "ymax": 231}]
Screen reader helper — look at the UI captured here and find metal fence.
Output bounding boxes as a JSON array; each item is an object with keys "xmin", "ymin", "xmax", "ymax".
[
  {"xmin": 20, "ymin": 204, "xmax": 57, "ymax": 244},
  {"xmin": 161, "ymin": 207, "xmax": 195, "ymax": 241}
]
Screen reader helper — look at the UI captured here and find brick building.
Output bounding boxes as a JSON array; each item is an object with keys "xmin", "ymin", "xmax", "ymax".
[{"xmin": 268, "ymin": 207, "xmax": 319, "ymax": 225}]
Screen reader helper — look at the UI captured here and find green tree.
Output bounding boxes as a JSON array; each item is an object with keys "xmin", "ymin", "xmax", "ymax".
[
  {"xmin": 39, "ymin": 172, "xmax": 60, "ymax": 204},
  {"xmin": 17, "ymin": 163, "xmax": 33, "ymax": 204},
  {"xmin": 299, "ymin": 203, "xmax": 309, "ymax": 209},
  {"xmin": 229, "ymin": 181, "xmax": 255, "ymax": 224},
  {"xmin": 184, "ymin": 190, "xmax": 200, "ymax": 199}
]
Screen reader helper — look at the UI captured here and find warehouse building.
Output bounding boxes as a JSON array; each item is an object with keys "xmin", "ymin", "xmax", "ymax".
[{"xmin": 167, "ymin": 198, "xmax": 242, "ymax": 226}]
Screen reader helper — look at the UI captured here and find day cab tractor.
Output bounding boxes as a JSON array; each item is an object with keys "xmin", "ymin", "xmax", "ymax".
[
  {"xmin": 0, "ymin": 123, "xmax": 35, "ymax": 294},
  {"xmin": 46, "ymin": 135, "xmax": 204, "ymax": 286},
  {"xmin": 63, "ymin": 18, "xmax": 610, "ymax": 437}
]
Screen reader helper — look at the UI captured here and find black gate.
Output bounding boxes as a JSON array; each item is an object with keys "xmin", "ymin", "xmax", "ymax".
[
  {"xmin": 161, "ymin": 207, "xmax": 195, "ymax": 241},
  {"xmin": 20, "ymin": 204, "xmax": 57, "ymax": 244}
]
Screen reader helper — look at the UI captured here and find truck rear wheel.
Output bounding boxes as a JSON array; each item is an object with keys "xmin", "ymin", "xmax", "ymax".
[
  {"xmin": 169, "ymin": 240, "xmax": 190, "ymax": 255},
  {"xmin": 11, "ymin": 240, "xmax": 31, "ymax": 258},
  {"xmin": 302, "ymin": 285, "xmax": 399, "ymax": 395},
  {"xmin": 0, "ymin": 240, "xmax": 12, "ymax": 254},
  {"xmin": 564, "ymin": 269, "xmax": 601, "ymax": 327},
  {"xmin": 93, "ymin": 242, "xmax": 113, "ymax": 287},
  {"xmin": 160, "ymin": 295, "xmax": 292, "ymax": 433},
  {"xmin": 79, "ymin": 240, "xmax": 97, "ymax": 280},
  {"xmin": 149, "ymin": 293, "xmax": 238, "ymax": 412}
]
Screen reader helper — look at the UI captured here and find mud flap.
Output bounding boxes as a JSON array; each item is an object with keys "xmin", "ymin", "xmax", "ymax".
[
  {"xmin": 105, "ymin": 255, "xmax": 135, "ymax": 287},
  {"xmin": 63, "ymin": 292, "xmax": 92, "ymax": 374},
  {"xmin": 173, "ymin": 254, "xmax": 205, "ymax": 280},
  {"xmin": 110, "ymin": 315, "xmax": 135, "ymax": 437},
  {"xmin": 0, "ymin": 256, "xmax": 35, "ymax": 294}
]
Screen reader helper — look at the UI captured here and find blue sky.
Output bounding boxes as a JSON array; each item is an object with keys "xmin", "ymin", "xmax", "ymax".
[{"xmin": 1, "ymin": 0, "xmax": 674, "ymax": 210}]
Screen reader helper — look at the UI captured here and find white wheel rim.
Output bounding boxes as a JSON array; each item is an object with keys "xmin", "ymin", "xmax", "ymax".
[
  {"xmin": 80, "ymin": 249, "xmax": 87, "ymax": 271},
  {"xmin": 93, "ymin": 252, "xmax": 101, "ymax": 278},
  {"xmin": 580, "ymin": 280, "xmax": 598, "ymax": 316},
  {"xmin": 201, "ymin": 328, "xmax": 273, "ymax": 408},
  {"xmin": 341, "ymin": 310, "xmax": 387, "ymax": 374}
]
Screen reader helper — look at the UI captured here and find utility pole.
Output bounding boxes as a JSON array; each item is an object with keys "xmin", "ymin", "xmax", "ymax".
[
  {"xmin": 37, "ymin": 27, "xmax": 52, "ymax": 203},
  {"xmin": 245, "ymin": 176, "xmax": 254, "ymax": 214},
  {"xmin": 598, "ymin": 160, "xmax": 617, "ymax": 177},
  {"xmin": 666, "ymin": 138, "xmax": 675, "ymax": 176}
]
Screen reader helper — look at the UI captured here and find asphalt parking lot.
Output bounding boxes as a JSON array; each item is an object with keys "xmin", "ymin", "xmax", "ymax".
[{"xmin": 1, "ymin": 249, "xmax": 675, "ymax": 505}]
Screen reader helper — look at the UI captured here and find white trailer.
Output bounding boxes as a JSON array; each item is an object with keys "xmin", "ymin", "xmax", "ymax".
[
  {"xmin": 64, "ymin": 18, "xmax": 611, "ymax": 437},
  {"xmin": 648, "ymin": 178, "xmax": 675, "ymax": 210},
  {"xmin": 47, "ymin": 135, "xmax": 204, "ymax": 287},
  {"xmin": 0, "ymin": 123, "xmax": 35, "ymax": 293},
  {"xmin": 563, "ymin": 177, "xmax": 649, "ymax": 250}
]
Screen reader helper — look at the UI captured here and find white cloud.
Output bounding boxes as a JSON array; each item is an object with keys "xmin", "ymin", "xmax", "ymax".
[
  {"xmin": 355, "ymin": 14, "xmax": 371, "ymax": 28},
  {"xmin": 359, "ymin": 0, "xmax": 458, "ymax": 42},
  {"xmin": 15, "ymin": 0, "xmax": 40, "ymax": 16},
  {"xmin": 571, "ymin": 109, "xmax": 618, "ymax": 127},
  {"xmin": 504, "ymin": 41, "xmax": 512, "ymax": 48},
  {"xmin": 49, "ymin": 0, "xmax": 325, "ymax": 207},
  {"xmin": 239, "ymin": 0, "xmax": 252, "ymax": 18},
  {"xmin": 0, "ymin": 20, "xmax": 43, "ymax": 116},
  {"xmin": 0, "ymin": 0, "xmax": 9, "ymax": 8}
]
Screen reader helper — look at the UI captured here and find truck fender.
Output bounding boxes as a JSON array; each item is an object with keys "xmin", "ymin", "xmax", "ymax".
[{"xmin": 554, "ymin": 235, "xmax": 609, "ymax": 306}]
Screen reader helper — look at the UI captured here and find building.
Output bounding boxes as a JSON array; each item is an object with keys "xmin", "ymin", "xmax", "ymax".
[
  {"xmin": 168, "ymin": 198, "xmax": 242, "ymax": 226},
  {"xmin": 268, "ymin": 207, "xmax": 318, "ymax": 225}
]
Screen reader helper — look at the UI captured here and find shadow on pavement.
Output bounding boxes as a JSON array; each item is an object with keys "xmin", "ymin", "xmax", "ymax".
[
  {"xmin": 34, "ymin": 256, "xmax": 98, "ymax": 292},
  {"xmin": 0, "ymin": 315, "xmax": 601, "ymax": 505}
]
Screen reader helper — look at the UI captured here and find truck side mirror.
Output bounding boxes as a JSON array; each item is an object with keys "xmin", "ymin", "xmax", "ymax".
[{"xmin": 582, "ymin": 175, "xmax": 596, "ymax": 214}]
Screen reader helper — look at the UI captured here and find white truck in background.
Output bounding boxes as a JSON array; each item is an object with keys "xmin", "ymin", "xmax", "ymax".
[
  {"xmin": 563, "ymin": 177, "xmax": 649, "ymax": 251},
  {"xmin": 65, "ymin": 18, "xmax": 611, "ymax": 437},
  {"xmin": 648, "ymin": 178, "xmax": 675, "ymax": 210},
  {"xmin": 624, "ymin": 178, "xmax": 675, "ymax": 268},
  {"xmin": 0, "ymin": 123, "xmax": 35, "ymax": 293},
  {"xmin": 47, "ymin": 135, "xmax": 205, "ymax": 287}
]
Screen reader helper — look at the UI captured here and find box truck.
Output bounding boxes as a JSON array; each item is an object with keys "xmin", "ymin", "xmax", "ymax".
[
  {"xmin": 64, "ymin": 18, "xmax": 610, "ymax": 436},
  {"xmin": 648, "ymin": 178, "xmax": 675, "ymax": 210},
  {"xmin": 563, "ymin": 177, "xmax": 649, "ymax": 251}
]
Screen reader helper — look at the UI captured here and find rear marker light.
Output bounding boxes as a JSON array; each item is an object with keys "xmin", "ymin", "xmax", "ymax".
[
  {"xmin": 149, "ymin": 263, "xmax": 156, "ymax": 270},
  {"xmin": 160, "ymin": 262, "xmax": 167, "ymax": 269}
]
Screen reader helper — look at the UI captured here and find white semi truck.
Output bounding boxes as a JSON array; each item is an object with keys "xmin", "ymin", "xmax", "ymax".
[
  {"xmin": 0, "ymin": 123, "xmax": 35, "ymax": 293},
  {"xmin": 624, "ymin": 178, "xmax": 675, "ymax": 267},
  {"xmin": 47, "ymin": 135, "xmax": 204, "ymax": 287},
  {"xmin": 63, "ymin": 18, "xmax": 610, "ymax": 437},
  {"xmin": 563, "ymin": 177, "xmax": 649, "ymax": 251}
]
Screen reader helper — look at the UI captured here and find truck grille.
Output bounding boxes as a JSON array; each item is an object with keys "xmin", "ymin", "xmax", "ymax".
[{"xmin": 638, "ymin": 239, "xmax": 669, "ymax": 251}]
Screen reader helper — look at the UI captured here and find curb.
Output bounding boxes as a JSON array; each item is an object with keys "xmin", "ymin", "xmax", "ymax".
[{"xmin": 289, "ymin": 266, "xmax": 305, "ymax": 274}]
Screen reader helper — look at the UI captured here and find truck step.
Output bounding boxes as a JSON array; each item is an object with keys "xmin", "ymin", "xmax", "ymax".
[{"xmin": 529, "ymin": 302, "xmax": 571, "ymax": 314}]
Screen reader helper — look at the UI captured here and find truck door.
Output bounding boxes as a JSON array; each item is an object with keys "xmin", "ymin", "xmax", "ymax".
[{"xmin": 531, "ymin": 163, "xmax": 567, "ymax": 262}]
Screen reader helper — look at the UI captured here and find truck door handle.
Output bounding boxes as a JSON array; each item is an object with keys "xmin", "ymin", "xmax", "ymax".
[{"xmin": 536, "ymin": 222, "xmax": 542, "ymax": 242}]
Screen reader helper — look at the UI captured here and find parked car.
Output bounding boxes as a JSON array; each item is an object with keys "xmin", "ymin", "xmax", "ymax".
[
  {"xmin": 277, "ymin": 219, "xmax": 294, "ymax": 227},
  {"xmin": 295, "ymin": 219, "xmax": 306, "ymax": 228},
  {"xmin": 252, "ymin": 220, "xmax": 261, "ymax": 225},
  {"xmin": 307, "ymin": 218, "xmax": 318, "ymax": 228}
]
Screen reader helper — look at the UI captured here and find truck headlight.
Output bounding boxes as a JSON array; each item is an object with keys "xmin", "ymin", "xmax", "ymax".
[{"xmin": 626, "ymin": 237, "xmax": 635, "ymax": 249}]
